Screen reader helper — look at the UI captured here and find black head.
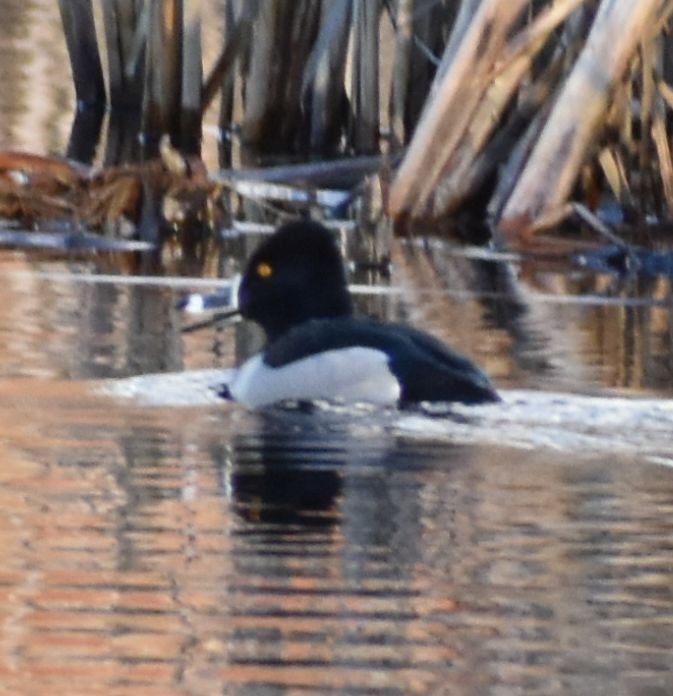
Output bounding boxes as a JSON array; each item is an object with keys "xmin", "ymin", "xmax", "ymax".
[{"xmin": 238, "ymin": 220, "xmax": 353, "ymax": 341}]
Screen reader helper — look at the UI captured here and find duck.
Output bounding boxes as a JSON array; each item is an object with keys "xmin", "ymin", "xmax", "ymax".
[{"xmin": 217, "ymin": 219, "xmax": 499, "ymax": 409}]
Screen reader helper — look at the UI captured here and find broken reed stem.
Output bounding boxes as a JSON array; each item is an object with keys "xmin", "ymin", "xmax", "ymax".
[
  {"xmin": 428, "ymin": 0, "xmax": 585, "ymax": 218},
  {"xmin": 597, "ymin": 147, "xmax": 634, "ymax": 209},
  {"xmin": 430, "ymin": 47, "xmax": 547, "ymax": 218},
  {"xmin": 500, "ymin": 0, "xmax": 666, "ymax": 242},
  {"xmin": 388, "ymin": 0, "xmax": 530, "ymax": 219},
  {"xmin": 650, "ymin": 33, "xmax": 673, "ymax": 216},
  {"xmin": 491, "ymin": 0, "xmax": 586, "ymax": 81}
]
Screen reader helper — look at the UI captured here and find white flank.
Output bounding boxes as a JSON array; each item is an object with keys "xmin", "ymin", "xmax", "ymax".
[{"xmin": 229, "ymin": 347, "xmax": 400, "ymax": 409}]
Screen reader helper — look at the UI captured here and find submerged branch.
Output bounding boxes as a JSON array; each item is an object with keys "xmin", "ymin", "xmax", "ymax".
[{"xmin": 0, "ymin": 229, "xmax": 154, "ymax": 252}]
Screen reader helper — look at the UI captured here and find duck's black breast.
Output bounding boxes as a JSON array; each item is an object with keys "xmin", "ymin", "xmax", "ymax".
[{"xmin": 264, "ymin": 317, "xmax": 500, "ymax": 405}]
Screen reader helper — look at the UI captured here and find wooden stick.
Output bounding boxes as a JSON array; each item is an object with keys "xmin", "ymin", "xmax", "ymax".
[
  {"xmin": 0, "ymin": 230, "xmax": 154, "ymax": 253},
  {"xmin": 218, "ymin": 155, "xmax": 382, "ymax": 187}
]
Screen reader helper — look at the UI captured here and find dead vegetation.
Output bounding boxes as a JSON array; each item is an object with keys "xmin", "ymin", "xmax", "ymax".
[
  {"xmin": 0, "ymin": 143, "xmax": 209, "ymax": 218},
  {"xmin": 3, "ymin": 0, "xmax": 673, "ymax": 255}
]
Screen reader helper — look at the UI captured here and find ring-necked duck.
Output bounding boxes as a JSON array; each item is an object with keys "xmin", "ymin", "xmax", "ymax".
[{"xmin": 218, "ymin": 219, "xmax": 499, "ymax": 408}]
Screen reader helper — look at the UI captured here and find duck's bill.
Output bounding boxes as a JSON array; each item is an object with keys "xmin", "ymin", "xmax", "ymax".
[{"xmin": 178, "ymin": 275, "xmax": 241, "ymax": 333}]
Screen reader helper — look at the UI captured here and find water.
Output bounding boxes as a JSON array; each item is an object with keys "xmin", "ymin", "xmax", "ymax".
[
  {"xmin": 2, "ymin": 5, "xmax": 673, "ymax": 694},
  {"xmin": 1, "ymin": 248, "xmax": 673, "ymax": 695},
  {"xmin": 2, "ymin": 385, "xmax": 673, "ymax": 694}
]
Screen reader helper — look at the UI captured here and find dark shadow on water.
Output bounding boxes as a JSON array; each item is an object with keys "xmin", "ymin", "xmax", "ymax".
[
  {"xmin": 227, "ymin": 424, "xmax": 345, "ymax": 529},
  {"xmin": 215, "ymin": 408, "xmax": 474, "ymax": 560},
  {"xmin": 217, "ymin": 410, "xmax": 353, "ymax": 529}
]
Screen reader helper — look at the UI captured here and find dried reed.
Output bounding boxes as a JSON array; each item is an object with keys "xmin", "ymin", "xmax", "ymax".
[{"xmin": 56, "ymin": 0, "xmax": 673, "ymax": 248}]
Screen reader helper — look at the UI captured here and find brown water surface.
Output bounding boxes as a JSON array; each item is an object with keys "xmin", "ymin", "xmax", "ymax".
[
  {"xmin": 0, "ymin": 250, "xmax": 673, "ymax": 696},
  {"xmin": 2, "ymin": 5, "xmax": 673, "ymax": 694},
  {"xmin": 2, "ymin": 375, "xmax": 673, "ymax": 695}
]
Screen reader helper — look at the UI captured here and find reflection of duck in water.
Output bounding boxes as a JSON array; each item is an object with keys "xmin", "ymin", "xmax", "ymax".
[
  {"xmin": 219, "ymin": 219, "xmax": 499, "ymax": 408},
  {"xmin": 220, "ymin": 413, "xmax": 472, "ymax": 584},
  {"xmin": 225, "ymin": 419, "xmax": 345, "ymax": 528}
]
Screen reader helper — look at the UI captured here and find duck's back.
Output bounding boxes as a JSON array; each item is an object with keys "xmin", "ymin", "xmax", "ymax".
[{"xmin": 262, "ymin": 317, "xmax": 499, "ymax": 406}]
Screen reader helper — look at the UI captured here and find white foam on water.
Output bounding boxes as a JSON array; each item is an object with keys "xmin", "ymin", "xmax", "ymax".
[{"xmin": 101, "ymin": 373, "xmax": 673, "ymax": 460}]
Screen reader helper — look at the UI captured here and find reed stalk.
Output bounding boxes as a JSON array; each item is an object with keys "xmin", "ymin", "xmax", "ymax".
[
  {"xmin": 59, "ymin": 0, "xmax": 106, "ymax": 162},
  {"xmin": 500, "ymin": 0, "xmax": 666, "ymax": 243},
  {"xmin": 241, "ymin": 1, "xmax": 296, "ymax": 149},
  {"xmin": 389, "ymin": 0, "xmax": 531, "ymax": 220},
  {"xmin": 58, "ymin": 0, "xmax": 106, "ymax": 108},
  {"xmin": 142, "ymin": 0, "xmax": 183, "ymax": 153},
  {"xmin": 102, "ymin": 0, "xmax": 145, "ymax": 110},
  {"xmin": 181, "ymin": 0, "xmax": 203, "ymax": 154},
  {"xmin": 306, "ymin": 0, "xmax": 352, "ymax": 154},
  {"xmin": 49, "ymin": 0, "xmax": 673, "ymax": 247},
  {"xmin": 350, "ymin": 0, "xmax": 381, "ymax": 153}
]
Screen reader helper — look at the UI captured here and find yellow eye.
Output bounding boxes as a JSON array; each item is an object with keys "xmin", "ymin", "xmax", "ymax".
[{"xmin": 256, "ymin": 262, "xmax": 273, "ymax": 278}]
